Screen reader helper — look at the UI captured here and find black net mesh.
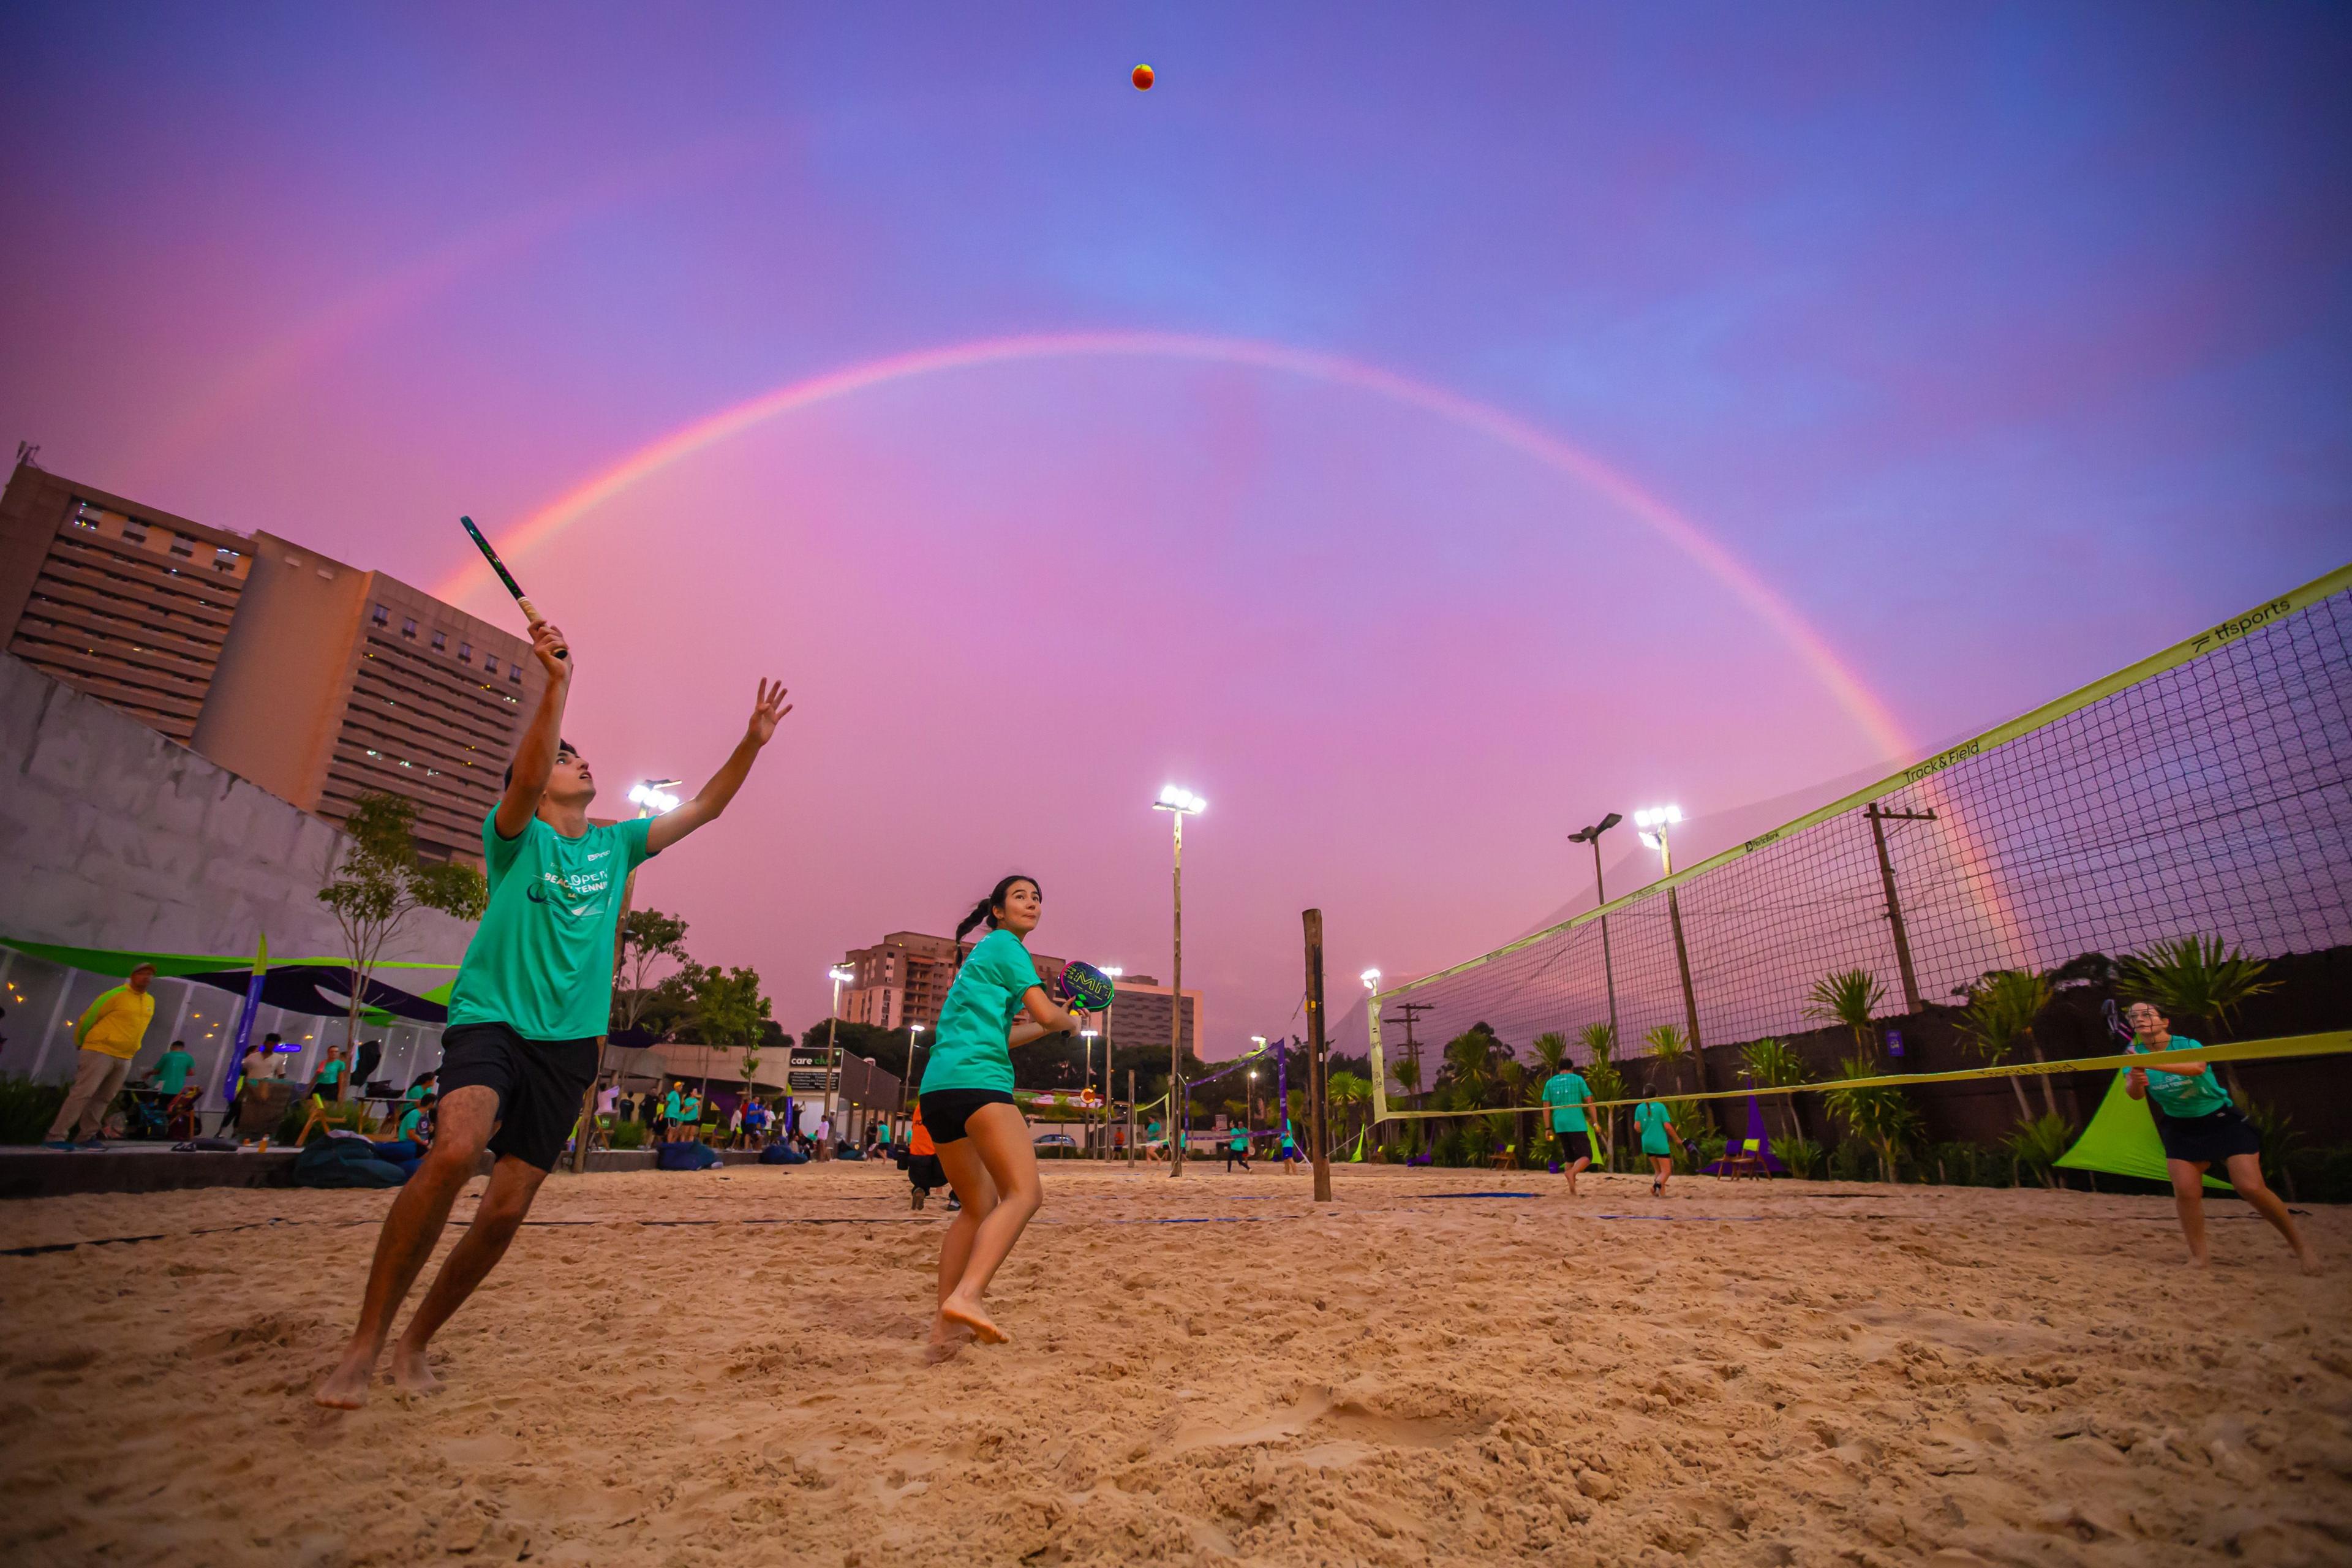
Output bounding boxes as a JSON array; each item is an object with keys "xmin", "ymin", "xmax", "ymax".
[{"xmin": 1375, "ymin": 581, "xmax": 2352, "ymax": 1090}]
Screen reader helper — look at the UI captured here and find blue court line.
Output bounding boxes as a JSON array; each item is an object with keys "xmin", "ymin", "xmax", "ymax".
[{"xmin": 1422, "ymin": 1191, "xmax": 1539, "ymax": 1199}]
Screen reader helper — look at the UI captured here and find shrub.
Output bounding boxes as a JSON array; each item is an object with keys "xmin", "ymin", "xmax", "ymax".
[
  {"xmin": 611, "ymin": 1120, "xmax": 647, "ymax": 1151},
  {"xmin": 1828, "ymin": 1140, "xmax": 1873, "ymax": 1183},
  {"xmin": 1779, "ymin": 1135, "xmax": 1822, "ymax": 1180},
  {"xmin": 0, "ymin": 1074, "xmax": 70, "ymax": 1144},
  {"xmin": 2005, "ymin": 1113, "xmax": 2075, "ymax": 1189}
]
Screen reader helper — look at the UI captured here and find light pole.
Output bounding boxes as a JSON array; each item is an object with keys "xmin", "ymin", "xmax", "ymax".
[
  {"xmin": 1567, "ymin": 812, "xmax": 1624, "ymax": 1045},
  {"xmin": 1080, "ymin": 1028, "xmax": 1099, "ymax": 1155},
  {"xmin": 1153, "ymin": 785, "xmax": 1206, "ymax": 1175},
  {"xmin": 1634, "ymin": 805, "xmax": 1710, "ymax": 1099},
  {"xmin": 1100, "ymin": 967, "xmax": 1121, "ymax": 1159},
  {"xmin": 901, "ymin": 1022, "xmax": 924, "ymax": 1132},
  {"xmin": 824, "ymin": 965, "xmax": 855, "ymax": 1140}
]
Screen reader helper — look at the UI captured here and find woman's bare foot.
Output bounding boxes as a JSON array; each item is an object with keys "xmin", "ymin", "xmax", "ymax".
[
  {"xmin": 2184, "ymin": 1253, "xmax": 2211, "ymax": 1269},
  {"xmin": 389, "ymin": 1341, "xmax": 442, "ymax": 1396},
  {"xmin": 314, "ymin": 1351, "xmax": 375, "ymax": 1409},
  {"xmin": 2295, "ymin": 1245, "xmax": 2322, "ymax": 1277},
  {"xmin": 940, "ymin": 1294, "xmax": 1008, "ymax": 1345}
]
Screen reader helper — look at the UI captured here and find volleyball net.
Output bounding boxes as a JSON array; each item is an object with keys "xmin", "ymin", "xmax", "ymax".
[{"xmin": 1368, "ymin": 563, "xmax": 2352, "ymax": 1120}]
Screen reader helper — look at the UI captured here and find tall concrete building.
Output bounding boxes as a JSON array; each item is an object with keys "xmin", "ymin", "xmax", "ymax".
[
  {"xmin": 0, "ymin": 458, "xmax": 545, "ymax": 864},
  {"xmin": 837, "ymin": 933, "xmax": 1202, "ymax": 1054},
  {"xmin": 192, "ymin": 530, "xmax": 545, "ymax": 863},
  {"xmin": 0, "ymin": 459, "xmax": 255, "ymax": 744}
]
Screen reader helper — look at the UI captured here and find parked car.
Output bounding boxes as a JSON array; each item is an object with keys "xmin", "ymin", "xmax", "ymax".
[{"xmin": 1033, "ymin": 1132, "xmax": 1079, "ymax": 1157}]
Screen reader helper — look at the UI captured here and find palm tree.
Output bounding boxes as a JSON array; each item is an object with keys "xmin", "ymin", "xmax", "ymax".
[
  {"xmin": 1821, "ymin": 1055, "xmax": 1921, "ymax": 1182},
  {"xmin": 1643, "ymin": 1022, "xmax": 1690, "ymax": 1094},
  {"xmin": 1957, "ymin": 969, "xmax": 2056, "ymax": 1123},
  {"xmin": 1326, "ymin": 1071, "xmax": 1371, "ymax": 1156},
  {"xmin": 1441, "ymin": 1025, "xmax": 1501, "ymax": 1156},
  {"xmin": 1805, "ymin": 969, "xmax": 1885, "ymax": 1060},
  {"xmin": 2118, "ymin": 935, "xmax": 2278, "ymax": 1101},
  {"xmin": 1738, "ymin": 1036, "xmax": 1815, "ymax": 1144},
  {"xmin": 1577, "ymin": 1022, "xmax": 1619, "ymax": 1163},
  {"xmin": 1531, "ymin": 1031, "xmax": 1570, "ymax": 1078}
]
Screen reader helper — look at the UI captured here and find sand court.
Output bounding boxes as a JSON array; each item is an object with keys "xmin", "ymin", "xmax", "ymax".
[{"xmin": 1, "ymin": 1164, "xmax": 2345, "ymax": 1567}]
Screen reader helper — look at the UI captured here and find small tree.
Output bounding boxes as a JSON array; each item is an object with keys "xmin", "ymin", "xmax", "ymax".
[
  {"xmin": 318, "ymin": 792, "xmax": 486, "ymax": 1098},
  {"xmin": 1958, "ymin": 970, "xmax": 2056, "ymax": 1123},
  {"xmin": 1738, "ymin": 1036, "xmax": 1815, "ymax": 1144},
  {"xmin": 688, "ymin": 963, "xmax": 773, "ymax": 1098},
  {"xmin": 613, "ymin": 909, "xmax": 692, "ymax": 1035},
  {"xmin": 1804, "ymin": 969, "xmax": 1884, "ymax": 1060},
  {"xmin": 1643, "ymin": 1023, "xmax": 1690, "ymax": 1095},
  {"xmin": 1821, "ymin": 1055, "xmax": 1920, "ymax": 1182},
  {"xmin": 1578, "ymin": 1022, "xmax": 1619, "ymax": 1163}
]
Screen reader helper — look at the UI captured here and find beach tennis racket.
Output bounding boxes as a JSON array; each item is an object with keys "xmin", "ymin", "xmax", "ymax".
[
  {"xmin": 1055, "ymin": 960, "xmax": 1116, "ymax": 1011},
  {"xmin": 459, "ymin": 515, "xmax": 566, "ymax": 660}
]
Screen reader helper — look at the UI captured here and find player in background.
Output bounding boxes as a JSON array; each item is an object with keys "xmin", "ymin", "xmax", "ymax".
[{"xmin": 317, "ymin": 614, "xmax": 791, "ymax": 1407}]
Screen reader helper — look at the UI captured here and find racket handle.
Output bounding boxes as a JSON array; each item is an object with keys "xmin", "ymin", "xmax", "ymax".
[{"xmin": 516, "ymin": 598, "xmax": 569, "ymax": 661}]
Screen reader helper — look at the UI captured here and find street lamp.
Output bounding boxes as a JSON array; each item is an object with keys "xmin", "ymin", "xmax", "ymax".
[
  {"xmin": 1152, "ymin": 785, "xmax": 1206, "ymax": 1175},
  {"xmin": 1360, "ymin": 968, "xmax": 1380, "ymax": 992},
  {"xmin": 1567, "ymin": 812, "xmax": 1624, "ymax": 1044},
  {"xmin": 1079, "ymin": 1028, "xmax": 1100, "ymax": 1155},
  {"xmin": 901, "ymin": 1022, "xmax": 925, "ymax": 1129},
  {"xmin": 1633, "ymin": 805, "xmax": 1709, "ymax": 1096},
  {"xmin": 627, "ymin": 778, "xmax": 683, "ymax": 816},
  {"xmin": 824, "ymin": 964, "xmax": 855, "ymax": 1132},
  {"xmin": 1246, "ymin": 1066, "xmax": 1259, "ymax": 1141},
  {"xmin": 1100, "ymin": 966, "xmax": 1121, "ymax": 1160}
]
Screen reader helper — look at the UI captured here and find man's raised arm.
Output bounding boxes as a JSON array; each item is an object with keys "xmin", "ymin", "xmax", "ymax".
[
  {"xmin": 645, "ymin": 678, "xmax": 791, "ymax": 854},
  {"xmin": 495, "ymin": 619, "xmax": 573, "ymax": 840}
]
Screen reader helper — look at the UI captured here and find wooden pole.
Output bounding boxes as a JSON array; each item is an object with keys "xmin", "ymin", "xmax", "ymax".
[
  {"xmin": 1126, "ymin": 1068, "xmax": 1136, "ymax": 1167},
  {"xmin": 1303, "ymin": 908, "xmax": 1333, "ymax": 1204}
]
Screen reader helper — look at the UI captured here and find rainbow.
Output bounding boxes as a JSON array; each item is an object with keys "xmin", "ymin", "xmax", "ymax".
[{"xmin": 435, "ymin": 330, "xmax": 1915, "ymax": 760}]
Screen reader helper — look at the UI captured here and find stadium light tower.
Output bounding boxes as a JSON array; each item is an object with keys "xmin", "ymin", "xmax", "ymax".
[
  {"xmin": 1632, "ymin": 805, "xmax": 1710, "ymax": 1097},
  {"xmin": 1099, "ymin": 967, "xmax": 1122, "ymax": 1159},
  {"xmin": 823, "ymin": 963, "xmax": 856, "ymax": 1125},
  {"xmin": 627, "ymin": 778, "xmax": 684, "ymax": 817},
  {"xmin": 1153, "ymin": 785, "xmax": 1206, "ymax": 1176},
  {"xmin": 1567, "ymin": 812, "xmax": 1624, "ymax": 1044}
]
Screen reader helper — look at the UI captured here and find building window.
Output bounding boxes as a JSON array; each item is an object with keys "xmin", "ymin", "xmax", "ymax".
[
  {"xmin": 431, "ymin": 630, "xmax": 447, "ymax": 651},
  {"xmin": 169, "ymin": 535, "xmax": 194, "ymax": 557},
  {"xmin": 122, "ymin": 523, "xmax": 148, "ymax": 545},
  {"xmin": 371, "ymin": 603, "xmax": 389, "ymax": 627},
  {"xmin": 212, "ymin": 556, "xmax": 236, "ymax": 573},
  {"xmin": 508, "ymin": 664, "xmax": 522, "ymax": 683},
  {"xmin": 483, "ymin": 655, "xmax": 498, "ymax": 676},
  {"xmin": 401, "ymin": 617, "xmax": 417, "ymax": 640},
  {"xmin": 458, "ymin": 641, "xmax": 472, "ymax": 663}
]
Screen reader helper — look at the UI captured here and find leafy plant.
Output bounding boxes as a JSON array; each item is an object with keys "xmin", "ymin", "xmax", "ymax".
[
  {"xmin": 2005, "ymin": 1112, "xmax": 2075, "ymax": 1189},
  {"xmin": 1820, "ymin": 1055, "xmax": 1920, "ymax": 1181},
  {"xmin": 0, "ymin": 1074, "xmax": 69, "ymax": 1145},
  {"xmin": 1643, "ymin": 1023, "xmax": 1690, "ymax": 1093},
  {"xmin": 1582, "ymin": 1055, "xmax": 1627, "ymax": 1168},
  {"xmin": 1804, "ymin": 969, "xmax": 1885, "ymax": 1060},
  {"xmin": 1958, "ymin": 968, "xmax": 2059, "ymax": 1122},
  {"xmin": 613, "ymin": 908, "xmax": 692, "ymax": 1035},
  {"xmin": 609, "ymin": 1119, "xmax": 647, "ymax": 1151},
  {"xmin": 2240, "ymin": 1099, "xmax": 2305, "ymax": 1202},
  {"xmin": 1531, "ymin": 1031, "xmax": 1570, "ymax": 1078},
  {"xmin": 318, "ymin": 792, "xmax": 488, "ymax": 1098},
  {"xmin": 1779, "ymin": 1134, "xmax": 1822, "ymax": 1180},
  {"xmin": 1738, "ymin": 1036, "xmax": 1815, "ymax": 1144}
]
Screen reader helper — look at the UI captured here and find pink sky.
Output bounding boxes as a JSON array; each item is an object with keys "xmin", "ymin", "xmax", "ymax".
[{"xmin": 2, "ymin": 6, "xmax": 2345, "ymax": 1049}]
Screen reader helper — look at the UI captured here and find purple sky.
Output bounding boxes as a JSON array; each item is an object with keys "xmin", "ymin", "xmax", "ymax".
[{"xmin": 4, "ymin": 6, "xmax": 2346, "ymax": 1050}]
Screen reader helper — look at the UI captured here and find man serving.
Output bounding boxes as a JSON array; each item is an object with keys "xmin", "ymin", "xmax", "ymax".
[{"xmin": 317, "ymin": 613, "xmax": 791, "ymax": 1408}]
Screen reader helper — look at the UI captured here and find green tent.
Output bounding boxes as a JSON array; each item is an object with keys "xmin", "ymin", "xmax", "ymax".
[{"xmin": 2056, "ymin": 1072, "xmax": 2228, "ymax": 1191}]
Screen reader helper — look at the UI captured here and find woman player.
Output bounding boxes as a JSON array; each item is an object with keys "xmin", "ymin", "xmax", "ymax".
[
  {"xmin": 920, "ymin": 875, "xmax": 1088, "ymax": 1353},
  {"xmin": 1632, "ymin": 1095, "xmax": 1683, "ymax": 1197},
  {"xmin": 2123, "ymin": 1001, "xmax": 2317, "ymax": 1273}
]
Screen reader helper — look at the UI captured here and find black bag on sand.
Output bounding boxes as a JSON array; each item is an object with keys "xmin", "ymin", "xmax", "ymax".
[
  {"xmin": 657, "ymin": 1141, "xmax": 723, "ymax": 1171},
  {"xmin": 292, "ymin": 1137, "xmax": 405, "ymax": 1188}
]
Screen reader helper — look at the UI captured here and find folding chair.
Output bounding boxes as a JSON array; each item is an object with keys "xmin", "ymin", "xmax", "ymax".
[{"xmin": 1722, "ymin": 1137, "xmax": 1768, "ymax": 1179}]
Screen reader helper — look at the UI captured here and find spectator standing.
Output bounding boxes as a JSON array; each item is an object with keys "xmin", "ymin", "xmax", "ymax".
[
  {"xmin": 44, "ymin": 963, "xmax": 159, "ymax": 1148},
  {"xmin": 146, "ymin": 1038, "xmax": 197, "ymax": 1096},
  {"xmin": 314, "ymin": 1042, "xmax": 352, "ymax": 1101}
]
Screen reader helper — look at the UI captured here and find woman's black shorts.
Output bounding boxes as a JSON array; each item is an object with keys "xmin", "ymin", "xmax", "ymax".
[
  {"xmin": 918, "ymin": 1088, "xmax": 1016, "ymax": 1143},
  {"xmin": 2151, "ymin": 1102, "xmax": 2262, "ymax": 1166}
]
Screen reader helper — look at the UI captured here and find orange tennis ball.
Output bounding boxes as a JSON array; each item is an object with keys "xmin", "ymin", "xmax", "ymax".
[{"xmin": 1133, "ymin": 63, "xmax": 1154, "ymax": 90}]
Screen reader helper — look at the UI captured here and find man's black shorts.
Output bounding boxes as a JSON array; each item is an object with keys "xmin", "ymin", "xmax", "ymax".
[
  {"xmin": 1555, "ymin": 1129, "xmax": 1593, "ymax": 1164},
  {"xmin": 438, "ymin": 1022, "xmax": 599, "ymax": 1171},
  {"xmin": 918, "ymin": 1087, "xmax": 1016, "ymax": 1144}
]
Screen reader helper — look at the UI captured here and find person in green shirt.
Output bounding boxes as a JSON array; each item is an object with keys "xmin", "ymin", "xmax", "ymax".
[
  {"xmin": 2123, "ymin": 1001, "xmax": 2315, "ymax": 1273},
  {"xmin": 313, "ymin": 1044, "xmax": 350, "ymax": 1100},
  {"xmin": 679, "ymin": 1090, "xmax": 704, "ymax": 1141},
  {"xmin": 1541, "ymin": 1065, "xmax": 1596, "ymax": 1194},
  {"xmin": 317, "ymin": 612, "xmax": 795, "ymax": 1411},
  {"xmin": 1632, "ymin": 1098, "xmax": 1683, "ymax": 1198},
  {"xmin": 146, "ymin": 1039, "xmax": 197, "ymax": 1096},
  {"xmin": 918, "ymin": 875, "xmax": 1090, "ymax": 1357},
  {"xmin": 1224, "ymin": 1125, "xmax": 1251, "ymax": 1173}
]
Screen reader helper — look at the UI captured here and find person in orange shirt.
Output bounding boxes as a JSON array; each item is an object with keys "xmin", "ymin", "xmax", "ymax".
[
  {"xmin": 904, "ymin": 1101, "xmax": 945, "ymax": 1210},
  {"xmin": 45, "ymin": 964, "xmax": 158, "ymax": 1148}
]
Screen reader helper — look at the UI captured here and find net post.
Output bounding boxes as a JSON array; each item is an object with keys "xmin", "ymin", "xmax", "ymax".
[{"xmin": 1368, "ymin": 989, "xmax": 1389, "ymax": 1129}]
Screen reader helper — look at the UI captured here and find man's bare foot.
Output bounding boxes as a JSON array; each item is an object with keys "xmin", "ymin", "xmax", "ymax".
[
  {"xmin": 389, "ymin": 1342, "xmax": 442, "ymax": 1396},
  {"xmin": 940, "ymin": 1295, "xmax": 1008, "ymax": 1344},
  {"xmin": 2184, "ymin": 1253, "xmax": 2211, "ymax": 1269},
  {"xmin": 2296, "ymin": 1246, "xmax": 2322, "ymax": 1277},
  {"xmin": 314, "ymin": 1352, "xmax": 375, "ymax": 1409}
]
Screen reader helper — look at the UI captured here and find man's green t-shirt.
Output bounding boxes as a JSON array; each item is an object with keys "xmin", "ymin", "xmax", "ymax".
[
  {"xmin": 919, "ymin": 929, "xmax": 1043, "ymax": 1095},
  {"xmin": 446, "ymin": 808, "xmax": 657, "ymax": 1041},
  {"xmin": 1229, "ymin": 1129, "xmax": 1247, "ymax": 1151},
  {"xmin": 2132, "ymin": 1039, "xmax": 2233, "ymax": 1120},
  {"xmin": 663, "ymin": 1091, "xmax": 683, "ymax": 1121},
  {"xmin": 315, "ymin": 1058, "xmax": 347, "ymax": 1085},
  {"xmin": 1542, "ymin": 1071, "xmax": 1593, "ymax": 1133},
  {"xmin": 1634, "ymin": 1099, "xmax": 1674, "ymax": 1154},
  {"xmin": 153, "ymin": 1047, "xmax": 195, "ymax": 1095}
]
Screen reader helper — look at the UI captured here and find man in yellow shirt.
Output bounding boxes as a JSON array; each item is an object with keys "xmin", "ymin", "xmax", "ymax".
[{"xmin": 45, "ymin": 963, "xmax": 158, "ymax": 1148}]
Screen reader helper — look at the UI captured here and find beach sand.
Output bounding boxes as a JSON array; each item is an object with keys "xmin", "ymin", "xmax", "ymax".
[{"xmin": 1, "ymin": 1162, "xmax": 2345, "ymax": 1567}]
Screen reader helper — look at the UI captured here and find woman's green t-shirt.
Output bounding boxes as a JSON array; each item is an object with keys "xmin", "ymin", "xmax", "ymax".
[
  {"xmin": 2132, "ymin": 1039, "xmax": 2233, "ymax": 1120},
  {"xmin": 920, "ymin": 929, "xmax": 1042, "ymax": 1095},
  {"xmin": 1634, "ymin": 1099, "xmax": 1674, "ymax": 1153}
]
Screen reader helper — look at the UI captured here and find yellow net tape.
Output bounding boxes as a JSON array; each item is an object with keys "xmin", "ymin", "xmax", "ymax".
[{"xmin": 1370, "ymin": 1030, "xmax": 2350, "ymax": 1120}]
